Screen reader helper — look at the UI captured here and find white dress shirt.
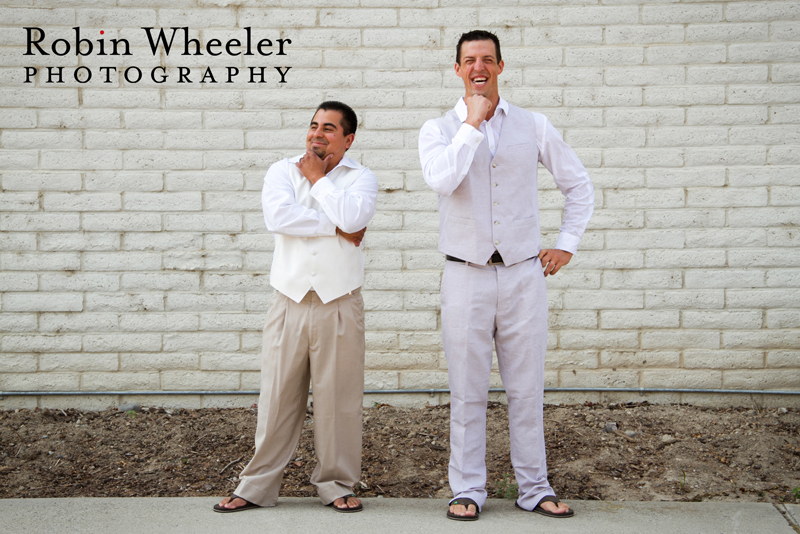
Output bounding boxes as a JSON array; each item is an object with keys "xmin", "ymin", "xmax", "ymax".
[
  {"xmin": 419, "ymin": 97, "xmax": 594, "ymax": 255},
  {"xmin": 262, "ymin": 154, "xmax": 378, "ymax": 303}
]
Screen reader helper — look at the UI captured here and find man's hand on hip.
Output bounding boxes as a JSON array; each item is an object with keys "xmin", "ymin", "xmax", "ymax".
[
  {"xmin": 464, "ymin": 95, "xmax": 492, "ymax": 130},
  {"xmin": 296, "ymin": 148, "xmax": 332, "ymax": 185},
  {"xmin": 538, "ymin": 249, "xmax": 572, "ymax": 277},
  {"xmin": 337, "ymin": 226, "xmax": 366, "ymax": 247}
]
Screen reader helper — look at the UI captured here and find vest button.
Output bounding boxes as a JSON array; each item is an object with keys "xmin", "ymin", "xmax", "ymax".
[
  {"xmin": 311, "ymin": 272, "xmax": 316, "ymax": 276},
  {"xmin": 495, "ymin": 240, "xmax": 500, "ymax": 245},
  {"xmin": 493, "ymin": 183, "xmax": 498, "ymax": 187},
  {"xmin": 493, "ymin": 202, "xmax": 498, "ymax": 206},
  {"xmin": 492, "ymin": 163, "xmax": 497, "ymax": 168},
  {"xmin": 494, "ymin": 221, "xmax": 499, "ymax": 225}
]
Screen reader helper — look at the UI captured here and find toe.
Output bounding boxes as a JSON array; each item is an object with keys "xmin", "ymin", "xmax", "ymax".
[
  {"xmin": 541, "ymin": 501, "xmax": 570, "ymax": 514},
  {"xmin": 223, "ymin": 497, "xmax": 246, "ymax": 509},
  {"xmin": 449, "ymin": 504, "xmax": 476, "ymax": 517},
  {"xmin": 552, "ymin": 501, "xmax": 569, "ymax": 514}
]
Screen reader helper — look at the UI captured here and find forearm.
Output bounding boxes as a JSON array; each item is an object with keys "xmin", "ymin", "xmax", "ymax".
[
  {"xmin": 261, "ymin": 160, "xmax": 336, "ymax": 237},
  {"xmin": 557, "ymin": 178, "xmax": 595, "ymax": 253},
  {"xmin": 263, "ymin": 204, "xmax": 336, "ymax": 237},
  {"xmin": 419, "ymin": 122, "xmax": 484, "ymax": 197},
  {"xmin": 309, "ymin": 171, "xmax": 378, "ymax": 234}
]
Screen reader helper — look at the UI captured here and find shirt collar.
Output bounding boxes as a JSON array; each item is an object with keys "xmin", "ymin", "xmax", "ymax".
[
  {"xmin": 455, "ymin": 96, "xmax": 509, "ymax": 123},
  {"xmin": 289, "ymin": 153, "xmax": 360, "ymax": 173},
  {"xmin": 332, "ymin": 154, "xmax": 360, "ymax": 171}
]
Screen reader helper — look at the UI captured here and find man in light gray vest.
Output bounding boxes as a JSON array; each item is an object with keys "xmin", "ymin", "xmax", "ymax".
[{"xmin": 419, "ymin": 30, "xmax": 594, "ymax": 521}]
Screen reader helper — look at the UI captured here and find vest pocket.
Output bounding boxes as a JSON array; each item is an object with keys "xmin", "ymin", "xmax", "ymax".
[
  {"xmin": 506, "ymin": 142, "xmax": 533, "ymax": 152},
  {"xmin": 513, "ymin": 216, "xmax": 537, "ymax": 227},
  {"xmin": 447, "ymin": 215, "xmax": 476, "ymax": 227}
]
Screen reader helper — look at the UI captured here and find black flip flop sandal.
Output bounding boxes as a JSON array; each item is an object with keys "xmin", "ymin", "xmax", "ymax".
[
  {"xmin": 515, "ymin": 496, "xmax": 574, "ymax": 518},
  {"xmin": 447, "ymin": 497, "xmax": 480, "ymax": 521},
  {"xmin": 213, "ymin": 494, "xmax": 261, "ymax": 513},
  {"xmin": 328, "ymin": 493, "xmax": 363, "ymax": 513}
]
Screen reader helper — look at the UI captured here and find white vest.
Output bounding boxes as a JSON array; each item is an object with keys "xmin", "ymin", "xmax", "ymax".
[
  {"xmin": 433, "ymin": 103, "xmax": 542, "ymax": 266},
  {"xmin": 269, "ymin": 160, "xmax": 366, "ymax": 304}
]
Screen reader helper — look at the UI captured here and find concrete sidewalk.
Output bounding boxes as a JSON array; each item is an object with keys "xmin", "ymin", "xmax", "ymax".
[{"xmin": 0, "ymin": 497, "xmax": 797, "ymax": 534}]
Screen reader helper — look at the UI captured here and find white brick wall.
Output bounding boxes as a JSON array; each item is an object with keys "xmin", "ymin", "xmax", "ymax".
[{"xmin": 1, "ymin": 1, "xmax": 799, "ymax": 409}]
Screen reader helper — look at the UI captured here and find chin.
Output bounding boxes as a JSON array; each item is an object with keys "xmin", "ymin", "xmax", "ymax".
[{"xmin": 311, "ymin": 147, "xmax": 327, "ymax": 158}]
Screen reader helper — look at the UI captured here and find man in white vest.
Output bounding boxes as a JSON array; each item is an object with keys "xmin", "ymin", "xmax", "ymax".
[
  {"xmin": 419, "ymin": 31, "xmax": 594, "ymax": 521},
  {"xmin": 215, "ymin": 101, "xmax": 378, "ymax": 514}
]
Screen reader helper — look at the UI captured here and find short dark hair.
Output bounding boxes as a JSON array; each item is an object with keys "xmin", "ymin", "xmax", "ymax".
[
  {"xmin": 456, "ymin": 30, "xmax": 502, "ymax": 64},
  {"xmin": 314, "ymin": 101, "xmax": 358, "ymax": 137}
]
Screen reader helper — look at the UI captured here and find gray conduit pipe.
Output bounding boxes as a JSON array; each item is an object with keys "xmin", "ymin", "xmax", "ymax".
[{"xmin": 1, "ymin": 387, "xmax": 799, "ymax": 397}]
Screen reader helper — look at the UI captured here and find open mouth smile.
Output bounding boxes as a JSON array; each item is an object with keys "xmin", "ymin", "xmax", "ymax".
[{"xmin": 469, "ymin": 76, "xmax": 490, "ymax": 92}]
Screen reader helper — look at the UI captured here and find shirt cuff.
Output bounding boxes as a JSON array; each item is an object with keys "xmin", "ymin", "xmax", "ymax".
[
  {"xmin": 309, "ymin": 176, "xmax": 336, "ymax": 201},
  {"xmin": 554, "ymin": 232, "xmax": 581, "ymax": 255},
  {"xmin": 455, "ymin": 122, "xmax": 484, "ymax": 149},
  {"xmin": 315, "ymin": 213, "xmax": 336, "ymax": 236}
]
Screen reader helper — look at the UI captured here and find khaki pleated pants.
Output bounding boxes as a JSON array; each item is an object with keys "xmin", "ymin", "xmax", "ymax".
[
  {"xmin": 442, "ymin": 257, "xmax": 556, "ymax": 512},
  {"xmin": 234, "ymin": 289, "xmax": 365, "ymax": 507}
]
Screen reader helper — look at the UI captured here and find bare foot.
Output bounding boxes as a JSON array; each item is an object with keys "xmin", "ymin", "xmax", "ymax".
[
  {"xmin": 332, "ymin": 495, "xmax": 361, "ymax": 510},
  {"xmin": 449, "ymin": 502, "xmax": 477, "ymax": 518},
  {"xmin": 538, "ymin": 500, "xmax": 570, "ymax": 515}
]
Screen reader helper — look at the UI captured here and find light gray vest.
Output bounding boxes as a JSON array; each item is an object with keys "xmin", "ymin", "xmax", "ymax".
[{"xmin": 434, "ymin": 103, "xmax": 541, "ymax": 266}]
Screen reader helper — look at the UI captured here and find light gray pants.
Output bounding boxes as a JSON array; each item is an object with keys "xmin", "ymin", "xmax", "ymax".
[
  {"xmin": 442, "ymin": 257, "xmax": 555, "ymax": 512},
  {"xmin": 235, "ymin": 289, "xmax": 365, "ymax": 507}
]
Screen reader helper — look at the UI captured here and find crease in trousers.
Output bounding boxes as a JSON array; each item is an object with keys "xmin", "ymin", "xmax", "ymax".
[
  {"xmin": 442, "ymin": 257, "xmax": 556, "ymax": 512},
  {"xmin": 234, "ymin": 289, "xmax": 365, "ymax": 507}
]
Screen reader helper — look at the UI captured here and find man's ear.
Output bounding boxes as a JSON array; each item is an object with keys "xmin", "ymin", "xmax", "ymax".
[
  {"xmin": 497, "ymin": 59, "xmax": 504, "ymax": 75},
  {"xmin": 454, "ymin": 62, "xmax": 462, "ymax": 77},
  {"xmin": 344, "ymin": 133, "xmax": 355, "ymax": 151}
]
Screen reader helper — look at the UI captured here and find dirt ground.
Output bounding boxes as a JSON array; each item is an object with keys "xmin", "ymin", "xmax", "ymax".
[{"xmin": 1, "ymin": 401, "xmax": 798, "ymax": 505}]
